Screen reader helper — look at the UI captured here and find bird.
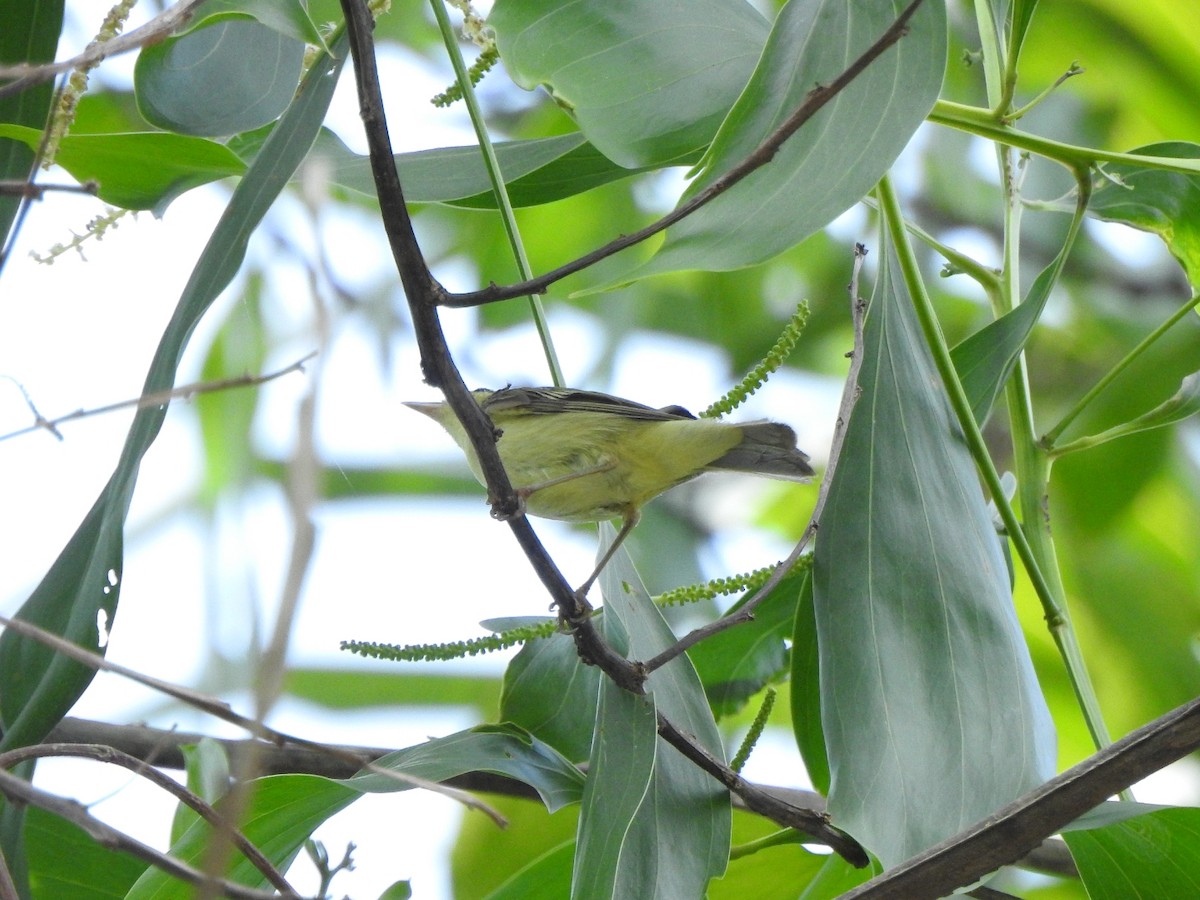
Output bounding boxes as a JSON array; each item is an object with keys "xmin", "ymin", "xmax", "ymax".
[{"xmin": 405, "ymin": 387, "xmax": 814, "ymax": 596}]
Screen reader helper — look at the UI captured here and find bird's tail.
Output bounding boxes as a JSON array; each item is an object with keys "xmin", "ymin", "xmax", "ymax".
[{"xmin": 707, "ymin": 422, "xmax": 815, "ymax": 480}]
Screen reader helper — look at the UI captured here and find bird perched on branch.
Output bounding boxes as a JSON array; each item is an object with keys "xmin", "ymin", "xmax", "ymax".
[{"xmin": 406, "ymin": 387, "xmax": 814, "ymax": 596}]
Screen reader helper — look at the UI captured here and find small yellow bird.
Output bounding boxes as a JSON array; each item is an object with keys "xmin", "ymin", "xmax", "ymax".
[{"xmin": 406, "ymin": 387, "xmax": 814, "ymax": 595}]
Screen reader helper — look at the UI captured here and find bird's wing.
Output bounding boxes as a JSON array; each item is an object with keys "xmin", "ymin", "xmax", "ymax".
[{"xmin": 483, "ymin": 387, "xmax": 698, "ymax": 422}]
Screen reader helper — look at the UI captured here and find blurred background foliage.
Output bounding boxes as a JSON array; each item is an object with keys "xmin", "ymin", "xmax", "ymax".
[{"xmin": 4, "ymin": 0, "xmax": 1200, "ymax": 895}]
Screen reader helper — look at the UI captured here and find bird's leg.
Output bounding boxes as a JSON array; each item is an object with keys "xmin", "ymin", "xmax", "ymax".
[
  {"xmin": 575, "ymin": 509, "xmax": 640, "ymax": 599},
  {"xmin": 518, "ymin": 459, "xmax": 617, "ymax": 498},
  {"xmin": 493, "ymin": 460, "xmax": 617, "ymax": 521}
]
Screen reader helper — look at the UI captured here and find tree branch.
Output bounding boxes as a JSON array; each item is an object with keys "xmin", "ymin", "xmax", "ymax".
[
  {"xmin": 0, "ymin": 613, "xmax": 501, "ymax": 822},
  {"xmin": 442, "ymin": 0, "xmax": 926, "ymax": 308},
  {"xmin": 0, "ymin": 0, "xmax": 210, "ymax": 101},
  {"xmin": 843, "ymin": 694, "xmax": 1200, "ymax": 898},
  {"xmin": 0, "ymin": 742, "xmax": 298, "ymax": 896},
  {"xmin": 337, "ymin": 0, "xmax": 644, "ymax": 692},
  {"xmin": 641, "ymin": 242, "xmax": 870, "ymax": 672},
  {"xmin": 0, "ymin": 767, "xmax": 290, "ymax": 900}
]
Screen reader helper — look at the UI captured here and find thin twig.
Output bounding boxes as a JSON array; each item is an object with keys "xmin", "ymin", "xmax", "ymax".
[
  {"xmin": 0, "ymin": 848, "xmax": 18, "ymax": 900},
  {"xmin": 0, "ymin": 768, "xmax": 288, "ymax": 900},
  {"xmin": 640, "ymin": 243, "xmax": 870, "ymax": 673},
  {"xmin": 0, "ymin": 180, "xmax": 99, "ymax": 198},
  {"xmin": 0, "ymin": 613, "xmax": 504, "ymax": 824},
  {"xmin": 0, "ymin": 352, "xmax": 318, "ymax": 443},
  {"xmin": 0, "ymin": 743, "xmax": 299, "ymax": 896},
  {"xmin": 442, "ymin": 1, "xmax": 926, "ymax": 308},
  {"xmin": 337, "ymin": 0, "xmax": 645, "ymax": 692},
  {"xmin": 656, "ymin": 713, "xmax": 868, "ymax": 867},
  {"xmin": 0, "ymin": 0, "xmax": 210, "ymax": 101}
]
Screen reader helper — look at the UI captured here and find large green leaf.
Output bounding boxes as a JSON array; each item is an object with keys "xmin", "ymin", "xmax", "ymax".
[
  {"xmin": 950, "ymin": 257, "xmax": 1058, "ymax": 426},
  {"xmin": 135, "ymin": 15, "xmax": 306, "ymax": 137},
  {"xmin": 130, "ymin": 725, "xmax": 585, "ymax": 897},
  {"xmin": 194, "ymin": 0, "xmax": 329, "ymax": 49},
  {"xmin": 811, "ymin": 237, "xmax": 1055, "ymax": 868},
  {"xmin": 25, "ymin": 806, "xmax": 146, "ymax": 899},
  {"xmin": 502, "ymin": 628, "xmax": 602, "ymax": 763},
  {"xmin": 353, "ymin": 725, "xmax": 587, "ymax": 813},
  {"xmin": 0, "ymin": 36, "xmax": 345, "ymax": 753},
  {"xmin": 790, "ymin": 572, "xmax": 830, "ymax": 796},
  {"xmin": 572, "ymin": 525, "xmax": 731, "ymax": 898},
  {"xmin": 489, "ymin": 0, "xmax": 769, "ymax": 168},
  {"xmin": 126, "ymin": 774, "xmax": 360, "ymax": 899},
  {"xmin": 315, "ymin": 130, "xmax": 695, "ymax": 209},
  {"xmin": 625, "ymin": 0, "xmax": 946, "ymax": 279},
  {"xmin": 1085, "ymin": 141, "xmax": 1200, "ymax": 290},
  {"xmin": 0, "ymin": 125, "xmax": 246, "ymax": 213},
  {"xmin": 1064, "ymin": 806, "xmax": 1200, "ymax": 899},
  {"xmin": 0, "ymin": 0, "xmax": 63, "ymax": 245},
  {"xmin": 687, "ymin": 571, "xmax": 802, "ymax": 719},
  {"xmin": 487, "ymin": 841, "xmax": 575, "ymax": 899}
]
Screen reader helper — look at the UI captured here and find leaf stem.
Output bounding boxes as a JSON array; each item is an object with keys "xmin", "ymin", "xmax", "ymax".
[
  {"xmin": 428, "ymin": 0, "xmax": 564, "ymax": 387},
  {"xmin": 929, "ymin": 101, "xmax": 1200, "ymax": 176},
  {"xmin": 1042, "ymin": 291, "xmax": 1200, "ymax": 451}
]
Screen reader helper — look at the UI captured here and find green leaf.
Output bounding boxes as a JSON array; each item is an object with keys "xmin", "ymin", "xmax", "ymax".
[
  {"xmin": 572, "ymin": 525, "xmax": 731, "ymax": 898},
  {"xmin": 172, "ymin": 739, "xmax": 232, "ymax": 845},
  {"xmin": 314, "ymin": 127, "xmax": 702, "ymax": 209},
  {"xmin": 711, "ymin": 833, "xmax": 829, "ymax": 899},
  {"xmin": 132, "ymin": 725, "xmax": 584, "ymax": 897},
  {"xmin": 288, "ymin": 667, "xmax": 502, "ymax": 714},
  {"xmin": 1087, "ymin": 141, "xmax": 1200, "ymax": 290},
  {"xmin": 502, "ymin": 630, "xmax": 602, "ymax": 762},
  {"xmin": 126, "ymin": 774, "xmax": 361, "ymax": 899},
  {"xmin": 353, "ymin": 724, "xmax": 587, "ymax": 813},
  {"xmin": 489, "ymin": 0, "xmax": 769, "ymax": 167},
  {"xmin": 135, "ymin": 15, "xmax": 306, "ymax": 137},
  {"xmin": 378, "ymin": 881, "xmax": 414, "ymax": 900},
  {"xmin": 194, "ymin": 0, "xmax": 329, "ymax": 51},
  {"xmin": 0, "ymin": 125, "xmax": 246, "ymax": 213},
  {"xmin": 1007, "ymin": 0, "xmax": 1042, "ymax": 73},
  {"xmin": 0, "ymin": 34, "xmax": 345, "ymax": 754},
  {"xmin": 950, "ymin": 258, "xmax": 1057, "ymax": 426},
  {"xmin": 0, "ymin": 0, "xmax": 63, "ymax": 245},
  {"xmin": 797, "ymin": 852, "xmax": 878, "ymax": 899},
  {"xmin": 1057, "ymin": 371, "xmax": 1200, "ymax": 454},
  {"xmin": 624, "ymin": 0, "xmax": 947, "ymax": 279},
  {"xmin": 789, "ymin": 572, "xmax": 829, "ymax": 797},
  {"xmin": 25, "ymin": 805, "xmax": 146, "ymax": 899},
  {"xmin": 1064, "ymin": 806, "xmax": 1200, "ymax": 899},
  {"xmin": 486, "ymin": 841, "xmax": 575, "ymax": 899},
  {"xmin": 812, "ymin": 237, "xmax": 1055, "ymax": 868},
  {"xmin": 688, "ymin": 572, "xmax": 802, "ymax": 719}
]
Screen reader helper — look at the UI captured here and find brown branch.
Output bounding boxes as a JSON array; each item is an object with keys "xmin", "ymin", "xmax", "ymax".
[
  {"xmin": 0, "ymin": 767, "xmax": 288, "ymax": 900},
  {"xmin": 0, "ymin": 742, "xmax": 298, "ymax": 896},
  {"xmin": 656, "ymin": 712, "xmax": 869, "ymax": 867},
  {"xmin": 0, "ymin": 0, "xmax": 210, "ymax": 102},
  {"xmin": 337, "ymin": 0, "xmax": 644, "ymax": 692},
  {"xmin": 42, "ymin": 716, "xmax": 1079, "ymax": 878},
  {"xmin": 842, "ymin": 694, "xmax": 1200, "ymax": 898},
  {"xmin": 0, "ymin": 180, "xmax": 99, "ymax": 199},
  {"xmin": 442, "ymin": 0, "xmax": 927, "ymax": 309},
  {"xmin": 0, "ymin": 352, "xmax": 318, "ymax": 444},
  {"xmin": 0, "ymin": 613, "xmax": 502, "ymax": 824}
]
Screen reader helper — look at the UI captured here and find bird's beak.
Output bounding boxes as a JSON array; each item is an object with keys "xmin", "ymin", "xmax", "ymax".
[{"xmin": 403, "ymin": 401, "xmax": 442, "ymax": 419}]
